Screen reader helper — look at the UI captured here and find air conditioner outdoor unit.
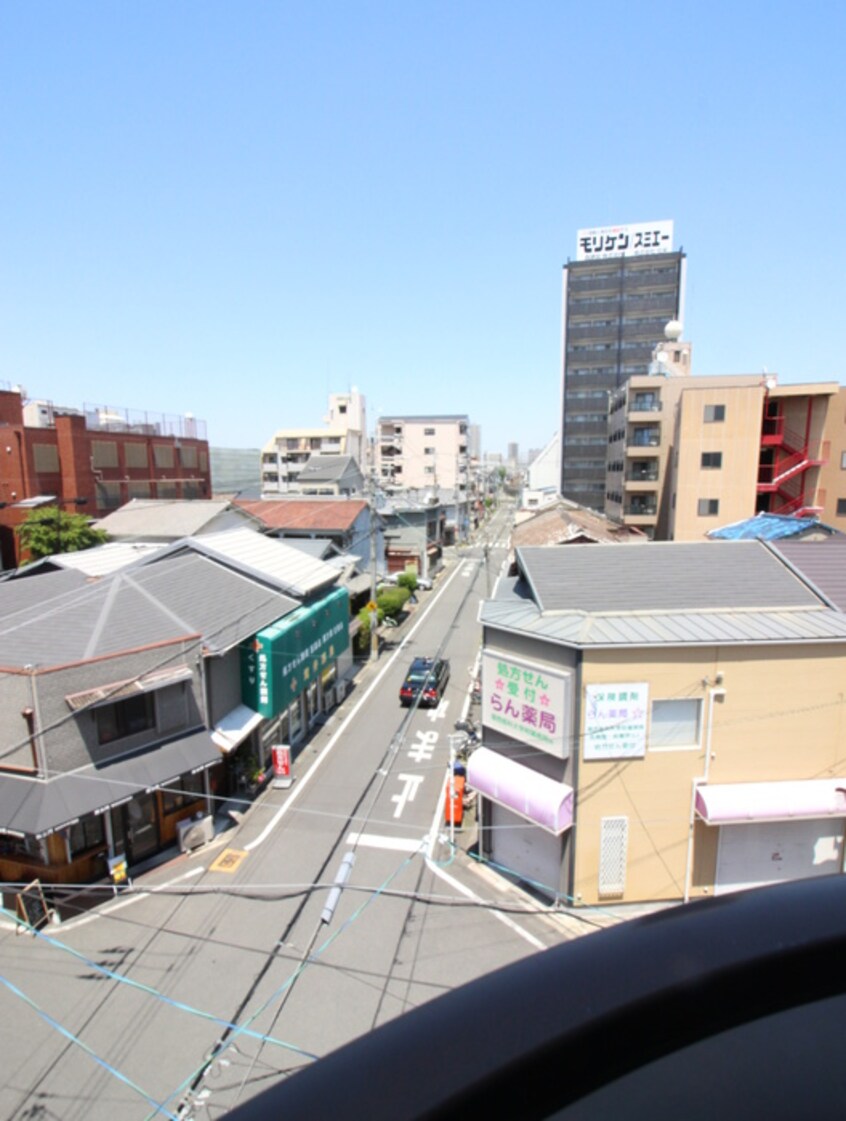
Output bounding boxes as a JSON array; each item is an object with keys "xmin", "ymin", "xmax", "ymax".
[{"xmin": 177, "ymin": 814, "xmax": 214, "ymax": 854}]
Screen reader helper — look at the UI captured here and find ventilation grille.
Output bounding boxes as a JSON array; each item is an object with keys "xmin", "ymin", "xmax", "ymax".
[{"xmin": 598, "ymin": 815, "xmax": 629, "ymax": 897}]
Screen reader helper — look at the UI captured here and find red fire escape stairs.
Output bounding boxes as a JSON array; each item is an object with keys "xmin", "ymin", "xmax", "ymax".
[{"xmin": 758, "ymin": 406, "xmax": 828, "ymax": 517}]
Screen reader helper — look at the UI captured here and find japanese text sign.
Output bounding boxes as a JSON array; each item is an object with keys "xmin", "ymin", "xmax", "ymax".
[
  {"xmin": 576, "ymin": 220, "xmax": 673, "ymax": 261},
  {"xmin": 583, "ymin": 683, "xmax": 649, "ymax": 760},
  {"xmin": 481, "ymin": 651, "xmax": 571, "ymax": 758}
]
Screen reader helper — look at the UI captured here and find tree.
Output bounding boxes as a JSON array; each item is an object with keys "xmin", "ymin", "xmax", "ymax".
[{"xmin": 16, "ymin": 506, "xmax": 108, "ymax": 562}]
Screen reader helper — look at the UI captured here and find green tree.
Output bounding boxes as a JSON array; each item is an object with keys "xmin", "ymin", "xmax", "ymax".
[
  {"xmin": 16, "ymin": 506, "xmax": 108, "ymax": 562},
  {"xmin": 396, "ymin": 571, "xmax": 418, "ymax": 593}
]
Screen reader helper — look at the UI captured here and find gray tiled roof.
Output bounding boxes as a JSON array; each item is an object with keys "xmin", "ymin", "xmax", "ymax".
[
  {"xmin": 771, "ymin": 539, "xmax": 846, "ymax": 612},
  {"xmin": 480, "ymin": 541, "xmax": 846, "ymax": 649},
  {"xmin": 297, "ymin": 454, "xmax": 359, "ymax": 483},
  {"xmin": 0, "ymin": 729, "xmax": 219, "ymax": 837},
  {"xmin": 93, "ymin": 499, "xmax": 259, "ymax": 539},
  {"xmin": 516, "ymin": 541, "xmax": 821, "ymax": 613},
  {"xmin": 0, "ymin": 553, "xmax": 298, "ymax": 667}
]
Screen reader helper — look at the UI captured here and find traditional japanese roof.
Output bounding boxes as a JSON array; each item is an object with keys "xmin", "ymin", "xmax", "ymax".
[
  {"xmin": 93, "ymin": 499, "xmax": 261, "ymax": 540},
  {"xmin": 511, "ymin": 500, "xmax": 646, "ymax": 548},
  {"xmin": 480, "ymin": 541, "xmax": 846, "ymax": 649},
  {"xmin": 234, "ymin": 498, "xmax": 367, "ymax": 533},
  {"xmin": 0, "ymin": 552, "xmax": 298, "ymax": 667},
  {"xmin": 296, "ymin": 454, "xmax": 362, "ymax": 485},
  {"xmin": 708, "ymin": 512, "xmax": 839, "ymax": 541}
]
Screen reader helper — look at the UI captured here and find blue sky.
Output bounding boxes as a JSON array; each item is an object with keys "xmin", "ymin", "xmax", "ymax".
[{"xmin": 2, "ymin": 2, "xmax": 844, "ymax": 459}]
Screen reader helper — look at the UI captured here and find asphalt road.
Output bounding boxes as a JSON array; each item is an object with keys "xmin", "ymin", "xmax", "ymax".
[{"xmin": 0, "ymin": 505, "xmax": 596, "ymax": 1121}]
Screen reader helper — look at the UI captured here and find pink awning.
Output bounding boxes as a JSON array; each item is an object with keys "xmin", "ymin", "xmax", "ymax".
[
  {"xmin": 467, "ymin": 747, "xmax": 573, "ymax": 835},
  {"xmin": 695, "ymin": 778, "xmax": 846, "ymax": 824}
]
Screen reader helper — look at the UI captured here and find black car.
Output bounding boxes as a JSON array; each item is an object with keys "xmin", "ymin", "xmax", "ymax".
[{"xmin": 399, "ymin": 656, "xmax": 450, "ymax": 707}]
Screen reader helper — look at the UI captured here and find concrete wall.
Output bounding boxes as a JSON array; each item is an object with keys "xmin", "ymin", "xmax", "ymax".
[
  {"xmin": 572, "ymin": 641, "xmax": 846, "ymax": 906},
  {"xmin": 670, "ymin": 385, "xmax": 765, "ymax": 539},
  {"xmin": 26, "ymin": 641, "xmax": 204, "ymax": 773}
]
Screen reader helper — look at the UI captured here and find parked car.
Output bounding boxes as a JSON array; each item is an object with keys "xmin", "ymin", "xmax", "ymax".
[
  {"xmin": 399, "ymin": 656, "xmax": 450, "ymax": 707},
  {"xmin": 415, "ymin": 575, "xmax": 433, "ymax": 590}
]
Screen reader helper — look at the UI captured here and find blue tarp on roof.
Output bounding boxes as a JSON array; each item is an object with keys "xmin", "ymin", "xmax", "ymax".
[{"xmin": 708, "ymin": 513, "xmax": 838, "ymax": 541}]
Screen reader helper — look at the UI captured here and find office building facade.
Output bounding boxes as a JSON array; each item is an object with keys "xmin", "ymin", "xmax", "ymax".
[{"xmin": 560, "ymin": 220, "xmax": 685, "ymax": 511}]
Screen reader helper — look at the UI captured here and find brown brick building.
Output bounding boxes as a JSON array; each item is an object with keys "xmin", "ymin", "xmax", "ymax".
[{"xmin": 0, "ymin": 391, "xmax": 210, "ymax": 567}]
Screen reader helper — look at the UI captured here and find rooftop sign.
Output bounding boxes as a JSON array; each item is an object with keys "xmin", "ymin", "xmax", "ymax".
[{"xmin": 576, "ymin": 220, "xmax": 674, "ymax": 261}]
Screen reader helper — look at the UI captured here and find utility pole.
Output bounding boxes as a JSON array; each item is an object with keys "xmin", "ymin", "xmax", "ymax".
[{"xmin": 367, "ymin": 470, "xmax": 380, "ymax": 663}]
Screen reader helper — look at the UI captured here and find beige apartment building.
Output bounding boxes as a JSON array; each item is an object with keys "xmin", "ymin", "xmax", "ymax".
[
  {"xmin": 376, "ymin": 414, "xmax": 470, "ymax": 494},
  {"xmin": 475, "ymin": 541, "xmax": 846, "ymax": 907},
  {"xmin": 607, "ymin": 346, "xmax": 846, "ymax": 539},
  {"xmin": 261, "ymin": 390, "xmax": 368, "ymax": 495}
]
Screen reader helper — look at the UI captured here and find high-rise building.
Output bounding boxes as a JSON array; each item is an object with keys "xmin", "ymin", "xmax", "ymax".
[{"xmin": 560, "ymin": 220, "xmax": 685, "ymax": 511}]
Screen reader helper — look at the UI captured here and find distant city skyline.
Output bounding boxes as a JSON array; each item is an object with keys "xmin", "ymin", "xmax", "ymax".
[{"xmin": 3, "ymin": 4, "xmax": 844, "ymax": 460}]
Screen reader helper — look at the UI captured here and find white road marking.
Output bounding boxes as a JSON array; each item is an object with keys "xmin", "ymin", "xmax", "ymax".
[
  {"xmin": 346, "ymin": 832, "xmax": 426, "ymax": 853},
  {"xmin": 52, "ymin": 865, "xmax": 206, "ymax": 932},
  {"xmin": 407, "ymin": 729, "xmax": 438, "ymax": 762},
  {"xmin": 391, "ymin": 773, "xmax": 425, "ymax": 818},
  {"xmin": 244, "ymin": 561, "xmax": 467, "ymax": 851},
  {"xmin": 428, "ymin": 698, "xmax": 449, "ymax": 722},
  {"xmin": 424, "ymin": 771, "xmax": 545, "ymax": 951}
]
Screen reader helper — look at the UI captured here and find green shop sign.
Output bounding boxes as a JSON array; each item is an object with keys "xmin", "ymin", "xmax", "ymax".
[{"xmin": 241, "ymin": 586, "xmax": 350, "ymax": 718}]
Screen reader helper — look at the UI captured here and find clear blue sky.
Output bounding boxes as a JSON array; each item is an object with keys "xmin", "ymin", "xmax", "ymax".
[{"xmin": 2, "ymin": 2, "xmax": 844, "ymax": 459}]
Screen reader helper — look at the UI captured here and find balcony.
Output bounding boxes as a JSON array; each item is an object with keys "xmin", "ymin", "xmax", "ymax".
[
  {"xmin": 629, "ymin": 396, "xmax": 661, "ymax": 414},
  {"xmin": 627, "ymin": 462, "xmax": 660, "ymax": 482},
  {"xmin": 628, "ymin": 428, "xmax": 661, "ymax": 449},
  {"xmin": 625, "ymin": 498, "xmax": 658, "ymax": 518}
]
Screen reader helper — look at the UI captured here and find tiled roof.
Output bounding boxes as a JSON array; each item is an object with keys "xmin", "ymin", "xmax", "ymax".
[
  {"xmin": 511, "ymin": 501, "xmax": 645, "ymax": 547},
  {"xmin": 235, "ymin": 498, "xmax": 367, "ymax": 532},
  {"xmin": 478, "ymin": 540, "xmax": 846, "ymax": 650},
  {"xmin": 516, "ymin": 541, "xmax": 820, "ymax": 614},
  {"xmin": 93, "ymin": 499, "xmax": 259, "ymax": 538},
  {"xmin": 0, "ymin": 553, "xmax": 298, "ymax": 667},
  {"xmin": 771, "ymin": 539, "xmax": 846, "ymax": 612}
]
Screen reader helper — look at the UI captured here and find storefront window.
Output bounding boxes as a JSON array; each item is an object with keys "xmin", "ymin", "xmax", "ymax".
[
  {"xmin": 68, "ymin": 815, "xmax": 106, "ymax": 857},
  {"xmin": 161, "ymin": 771, "xmax": 205, "ymax": 815},
  {"xmin": 0, "ymin": 834, "xmax": 46, "ymax": 863},
  {"xmin": 289, "ymin": 697, "xmax": 303, "ymax": 742}
]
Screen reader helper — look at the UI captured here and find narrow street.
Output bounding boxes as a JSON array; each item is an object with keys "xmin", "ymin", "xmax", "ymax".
[{"xmin": 0, "ymin": 508, "xmax": 597, "ymax": 1121}]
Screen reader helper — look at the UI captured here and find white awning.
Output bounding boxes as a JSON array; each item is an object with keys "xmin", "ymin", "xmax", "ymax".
[
  {"xmin": 467, "ymin": 747, "xmax": 573, "ymax": 835},
  {"xmin": 696, "ymin": 778, "xmax": 846, "ymax": 824},
  {"xmin": 211, "ymin": 704, "xmax": 262, "ymax": 754}
]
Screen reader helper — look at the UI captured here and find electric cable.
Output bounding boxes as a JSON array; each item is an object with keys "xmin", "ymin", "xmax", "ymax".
[{"xmin": 0, "ymin": 971, "xmax": 180, "ymax": 1120}]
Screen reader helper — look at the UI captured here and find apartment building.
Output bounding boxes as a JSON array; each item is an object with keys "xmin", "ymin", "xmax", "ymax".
[
  {"xmin": 560, "ymin": 220, "xmax": 685, "ymax": 511},
  {"xmin": 671, "ymin": 381, "xmax": 845, "ymax": 539},
  {"xmin": 606, "ymin": 345, "xmax": 761, "ymax": 539},
  {"xmin": 606, "ymin": 334, "xmax": 846, "ymax": 540},
  {"xmin": 261, "ymin": 389, "xmax": 367, "ymax": 494},
  {"xmin": 375, "ymin": 414, "xmax": 470, "ymax": 494},
  {"xmin": 0, "ymin": 390, "xmax": 211, "ymax": 568}
]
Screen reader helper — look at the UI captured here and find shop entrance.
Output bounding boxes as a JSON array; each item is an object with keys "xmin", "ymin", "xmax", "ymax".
[{"xmin": 122, "ymin": 792, "xmax": 160, "ymax": 864}]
